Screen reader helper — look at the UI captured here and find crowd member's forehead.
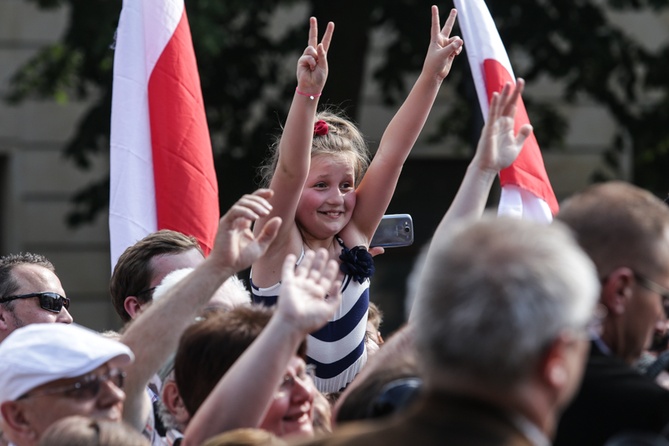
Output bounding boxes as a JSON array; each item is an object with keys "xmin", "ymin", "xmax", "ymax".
[
  {"xmin": 11, "ymin": 264, "xmax": 65, "ymax": 296},
  {"xmin": 0, "ymin": 253, "xmax": 55, "ymax": 295},
  {"xmin": 148, "ymin": 248, "xmax": 204, "ymax": 288}
]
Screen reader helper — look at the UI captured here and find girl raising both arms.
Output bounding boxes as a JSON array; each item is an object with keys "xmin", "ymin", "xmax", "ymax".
[{"xmin": 251, "ymin": 6, "xmax": 463, "ymax": 392}]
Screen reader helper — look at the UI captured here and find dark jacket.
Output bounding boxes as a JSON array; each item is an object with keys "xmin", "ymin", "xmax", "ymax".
[
  {"xmin": 295, "ymin": 391, "xmax": 537, "ymax": 446},
  {"xmin": 554, "ymin": 340, "xmax": 669, "ymax": 446}
]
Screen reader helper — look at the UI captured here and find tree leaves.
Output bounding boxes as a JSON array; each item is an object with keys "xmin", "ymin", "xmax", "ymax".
[{"xmin": 6, "ymin": 0, "xmax": 669, "ymax": 226}]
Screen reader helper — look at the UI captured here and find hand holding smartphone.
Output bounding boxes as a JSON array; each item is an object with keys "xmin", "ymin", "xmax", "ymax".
[{"xmin": 370, "ymin": 214, "xmax": 414, "ymax": 248}]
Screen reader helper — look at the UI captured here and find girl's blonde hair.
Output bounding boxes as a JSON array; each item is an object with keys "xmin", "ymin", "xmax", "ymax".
[{"xmin": 259, "ymin": 110, "xmax": 370, "ymax": 188}]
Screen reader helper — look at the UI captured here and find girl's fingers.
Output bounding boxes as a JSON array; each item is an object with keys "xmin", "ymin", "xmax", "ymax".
[
  {"xmin": 430, "ymin": 5, "xmax": 440, "ymax": 41},
  {"xmin": 321, "ymin": 22, "xmax": 335, "ymax": 52},
  {"xmin": 442, "ymin": 8, "xmax": 457, "ymax": 37},
  {"xmin": 308, "ymin": 17, "xmax": 318, "ymax": 48}
]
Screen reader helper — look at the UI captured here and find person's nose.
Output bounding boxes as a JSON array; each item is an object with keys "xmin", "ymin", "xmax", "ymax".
[
  {"xmin": 57, "ymin": 307, "xmax": 74, "ymax": 324},
  {"xmin": 291, "ymin": 375, "xmax": 314, "ymax": 404},
  {"xmin": 325, "ymin": 188, "xmax": 345, "ymax": 205},
  {"xmin": 97, "ymin": 378, "xmax": 126, "ymax": 408}
]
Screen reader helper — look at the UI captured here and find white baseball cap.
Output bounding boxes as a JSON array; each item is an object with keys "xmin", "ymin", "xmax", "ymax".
[{"xmin": 0, "ymin": 323, "xmax": 134, "ymax": 405}]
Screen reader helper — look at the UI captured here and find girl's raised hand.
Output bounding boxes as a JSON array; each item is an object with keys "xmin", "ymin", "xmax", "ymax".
[
  {"xmin": 424, "ymin": 6, "xmax": 463, "ymax": 81},
  {"xmin": 296, "ymin": 17, "xmax": 334, "ymax": 96},
  {"xmin": 276, "ymin": 249, "xmax": 342, "ymax": 334},
  {"xmin": 472, "ymin": 79, "xmax": 532, "ymax": 173}
]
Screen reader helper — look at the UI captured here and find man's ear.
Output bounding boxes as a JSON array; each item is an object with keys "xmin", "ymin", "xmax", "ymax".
[
  {"xmin": 539, "ymin": 336, "xmax": 570, "ymax": 391},
  {"xmin": 123, "ymin": 296, "xmax": 143, "ymax": 320},
  {"xmin": 161, "ymin": 380, "xmax": 190, "ymax": 426},
  {"xmin": 0, "ymin": 401, "xmax": 38, "ymax": 445},
  {"xmin": 601, "ymin": 267, "xmax": 635, "ymax": 316},
  {"xmin": 0, "ymin": 306, "xmax": 10, "ymax": 332},
  {"xmin": 539, "ymin": 330, "xmax": 591, "ymax": 408}
]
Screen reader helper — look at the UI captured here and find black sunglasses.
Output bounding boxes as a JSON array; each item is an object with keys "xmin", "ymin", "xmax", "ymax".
[{"xmin": 0, "ymin": 292, "xmax": 70, "ymax": 313}]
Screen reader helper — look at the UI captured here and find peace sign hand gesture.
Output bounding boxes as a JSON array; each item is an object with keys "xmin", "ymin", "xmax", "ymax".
[
  {"xmin": 296, "ymin": 17, "xmax": 334, "ymax": 97},
  {"xmin": 423, "ymin": 7, "xmax": 463, "ymax": 81}
]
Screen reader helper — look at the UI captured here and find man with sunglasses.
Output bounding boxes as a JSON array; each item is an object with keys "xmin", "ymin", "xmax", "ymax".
[
  {"xmin": 0, "ymin": 323, "xmax": 133, "ymax": 446},
  {"xmin": 0, "ymin": 253, "xmax": 72, "ymax": 344},
  {"xmin": 554, "ymin": 181, "xmax": 669, "ymax": 446}
]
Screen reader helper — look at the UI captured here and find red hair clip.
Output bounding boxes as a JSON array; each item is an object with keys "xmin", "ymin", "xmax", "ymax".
[{"xmin": 314, "ymin": 120, "xmax": 329, "ymax": 136}]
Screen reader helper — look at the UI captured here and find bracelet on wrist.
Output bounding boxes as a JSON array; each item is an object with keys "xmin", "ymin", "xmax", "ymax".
[{"xmin": 295, "ymin": 87, "xmax": 322, "ymax": 101}]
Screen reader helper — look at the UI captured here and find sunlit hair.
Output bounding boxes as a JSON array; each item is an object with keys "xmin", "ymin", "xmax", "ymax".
[
  {"xmin": 110, "ymin": 229, "xmax": 202, "ymax": 322},
  {"xmin": 311, "ymin": 390, "xmax": 333, "ymax": 436},
  {"xmin": 174, "ymin": 305, "xmax": 307, "ymax": 417},
  {"xmin": 413, "ymin": 215, "xmax": 599, "ymax": 389},
  {"xmin": 557, "ymin": 181, "xmax": 669, "ymax": 279},
  {"xmin": 367, "ymin": 301, "xmax": 383, "ymax": 331},
  {"xmin": 258, "ymin": 110, "xmax": 370, "ymax": 189},
  {"xmin": 37, "ymin": 415, "xmax": 149, "ymax": 446}
]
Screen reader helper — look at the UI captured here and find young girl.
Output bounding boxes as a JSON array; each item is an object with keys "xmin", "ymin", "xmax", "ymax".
[{"xmin": 251, "ymin": 6, "xmax": 463, "ymax": 392}]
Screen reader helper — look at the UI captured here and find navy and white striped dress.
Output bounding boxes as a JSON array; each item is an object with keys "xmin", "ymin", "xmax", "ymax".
[{"xmin": 250, "ymin": 246, "xmax": 371, "ymax": 393}]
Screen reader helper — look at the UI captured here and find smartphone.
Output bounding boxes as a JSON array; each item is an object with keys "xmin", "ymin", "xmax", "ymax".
[{"xmin": 370, "ymin": 214, "xmax": 414, "ymax": 248}]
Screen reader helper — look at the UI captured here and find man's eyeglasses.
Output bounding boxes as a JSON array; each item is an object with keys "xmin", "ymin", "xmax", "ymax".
[
  {"xmin": 17, "ymin": 368, "xmax": 125, "ymax": 401},
  {"xmin": 633, "ymin": 271, "xmax": 669, "ymax": 317},
  {"xmin": 0, "ymin": 292, "xmax": 70, "ymax": 313}
]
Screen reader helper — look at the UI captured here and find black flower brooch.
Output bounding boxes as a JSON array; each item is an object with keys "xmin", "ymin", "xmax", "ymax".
[{"xmin": 339, "ymin": 244, "xmax": 375, "ymax": 284}]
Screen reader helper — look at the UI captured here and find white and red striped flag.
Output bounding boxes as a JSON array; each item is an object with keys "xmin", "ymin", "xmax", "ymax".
[
  {"xmin": 453, "ymin": 0, "xmax": 558, "ymax": 222},
  {"xmin": 109, "ymin": 0, "xmax": 219, "ymax": 268}
]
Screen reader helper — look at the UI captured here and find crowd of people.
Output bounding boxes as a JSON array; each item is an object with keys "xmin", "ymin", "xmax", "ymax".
[{"xmin": 1, "ymin": 6, "xmax": 669, "ymax": 446}]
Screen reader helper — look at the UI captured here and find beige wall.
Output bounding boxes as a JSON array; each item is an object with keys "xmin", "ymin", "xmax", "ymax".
[{"xmin": 0, "ymin": 0, "xmax": 117, "ymax": 331}]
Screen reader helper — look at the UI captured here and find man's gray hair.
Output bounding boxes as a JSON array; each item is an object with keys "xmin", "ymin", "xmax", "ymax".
[{"xmin": 413, "ymin": 215, "xmax": 599, "ymax": 389}]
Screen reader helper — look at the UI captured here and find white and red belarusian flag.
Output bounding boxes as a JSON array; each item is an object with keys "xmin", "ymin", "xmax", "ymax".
[
  {"xmin": 109, "ymin": 0, "xmax": 219, "ymax": 268},
  {"xmin": 454, "ymin": 0, "xmax": 558, "ymax": 223}
]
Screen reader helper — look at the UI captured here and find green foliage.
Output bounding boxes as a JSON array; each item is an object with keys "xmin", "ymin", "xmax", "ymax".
[
  {"xmin": 6, "ymin": 0, "xmax": 669, "ymax": 226},
  {"xmin": 484, "ymin": 0, "xmax": 669, "ymax": 191}
]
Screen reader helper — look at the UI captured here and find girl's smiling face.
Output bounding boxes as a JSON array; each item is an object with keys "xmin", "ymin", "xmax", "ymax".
[{"xmin": 296, "ymin": 154, "xmax": 357, "ymax": 242}]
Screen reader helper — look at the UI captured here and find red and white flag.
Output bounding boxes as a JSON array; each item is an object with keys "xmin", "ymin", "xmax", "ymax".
[
  {"xmin": 110, "ymin": 0, "xmax": 219, "ymax": 268},
  {"xmin": 453, "ymin": 0, "xmax": 558, "ymax": 222}
]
